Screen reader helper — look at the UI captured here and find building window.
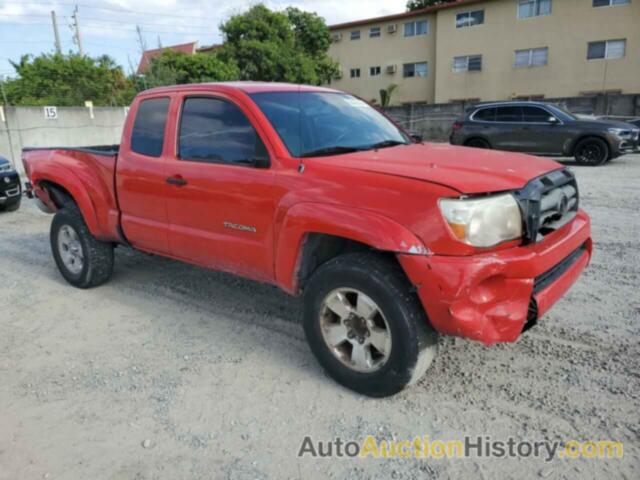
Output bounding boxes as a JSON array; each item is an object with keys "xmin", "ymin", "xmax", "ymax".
[
  {"xmin": 593, "ymin": 0, "xmax": 629, "ymax": 6},
  {"xmin": 369, "ymin": 26, "xmax": 381, "ymax": 38},
  {"xmin": 456, "ymin": 10, "xmax": 485, "ymax": 28},
  {"xmin": 518, "ymin": 0, "xmax": 551, "ymax": 18},
  {"xmin": 370, "ymin": 66, "xmax": 381, "ymax": 76},
  {"xmin": 403, "ymin": 62, "xmax": 428, "ymax": 78},
  {"xmin": 350, "ymin": 30, "xmax": 361, "ymax": 40},
  {"xmin": 350, "ymin": 68, "xmax": 361, "ymax": 78},
  {"xmin": 587, "ymin": 39, "xmax": 626, "ymax": 59},
  {"xmin": 514, "ymin": 47, "xmax": 548, "ymax": 67},
  {"xmin": 404, "ymin": 20, "xmax": 428, "ymax": 37},
  {"xmin": 452, "ymin": 55, "xmax": 482, "ymax": 72}
]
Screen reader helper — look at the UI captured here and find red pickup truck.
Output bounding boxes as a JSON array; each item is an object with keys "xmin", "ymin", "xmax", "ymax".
[{"xmin": 22, "ymin": 82, "xmax": 592, "ymax": 397}]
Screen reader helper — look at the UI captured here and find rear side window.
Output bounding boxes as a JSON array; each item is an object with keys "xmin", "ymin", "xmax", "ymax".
[
  {"xmin": 131, "ymin": 98, "xmax": 170, "ymax": 157},
  {"xmin": 178, "ymin": 97, "xmax": 266, "ymax": 165},
  {"xmin": 474, "ymin": 107, "xmax": 496, "ymax": 121},
  {"xmin": 496, "ymin": 106, "xmax": 523, "ymax": 122}
]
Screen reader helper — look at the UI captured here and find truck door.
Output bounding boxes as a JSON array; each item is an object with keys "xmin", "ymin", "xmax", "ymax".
[
  {"xmin": 116, "ymin": 96, "xmax": 171, "ymax": 254},
  {"xmin": 164, "ymin": 94, "xmax": 277, "ymax": 282}
]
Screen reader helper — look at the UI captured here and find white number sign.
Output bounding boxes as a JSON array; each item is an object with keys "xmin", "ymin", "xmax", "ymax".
[{"xmin": 44, "ymin": 106, "xmax": 58, "ymax": 120}]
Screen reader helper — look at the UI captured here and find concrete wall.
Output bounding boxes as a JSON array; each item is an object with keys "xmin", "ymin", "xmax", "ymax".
[{"xmin": 0, "ymin": 106, "xmax": 127, "ymax": 174}]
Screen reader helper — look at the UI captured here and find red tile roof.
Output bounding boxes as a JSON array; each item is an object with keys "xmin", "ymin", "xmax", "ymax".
[
  {"xmin": 136, "ymin": 42, "xmax": 197, "ymax": 75},
  {"xmin": 329, "ymin": 0, "xmax": 487, "ymax": 30}
]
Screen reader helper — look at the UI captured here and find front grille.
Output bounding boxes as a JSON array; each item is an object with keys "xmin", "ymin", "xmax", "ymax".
[
  {"xmin": 514, "ymin": 169, "xmax": 579, "ymax": 243},
  {"xmin": 533, "ymin": 242, "xmax": 587, "ymax": 294}
]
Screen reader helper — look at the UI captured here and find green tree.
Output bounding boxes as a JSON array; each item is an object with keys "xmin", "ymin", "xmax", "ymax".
[
  {"xmin": 145, "ymin": 50, "xmax": 239, "ymax": 87},
  {"xmin": 219, "ymin": 4, "xmax": 338, "ymax": 85},
  {"xmin": 407, "ymin": 0, "xmax": 456, "ymax": 10},
  {"xmin": 4, "ymin": 53, "xmax": 134, "ymax": 106}
]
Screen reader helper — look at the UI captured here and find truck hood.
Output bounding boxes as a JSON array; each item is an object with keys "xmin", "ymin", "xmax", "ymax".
[{"xmin": 312, "ymin": 143, "xmax": 562, "ymax": 194}]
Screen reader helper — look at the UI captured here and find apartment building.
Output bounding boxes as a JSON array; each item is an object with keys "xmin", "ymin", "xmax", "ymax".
[{"xmin": 328, "ymin": 0, "xmax": 640, "ymax": 105}]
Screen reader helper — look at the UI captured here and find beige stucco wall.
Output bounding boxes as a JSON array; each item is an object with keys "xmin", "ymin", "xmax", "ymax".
[
  {"xmin": 327, "ymin": 0, "xmax": 640, "ymax": 104},
  {"xmin": 435, "ymin": 0, "xmax": 640, "ymax": 102},
  {"xmin": 328, "ymin": 13, "xmax": 437, "ymax": 105}
]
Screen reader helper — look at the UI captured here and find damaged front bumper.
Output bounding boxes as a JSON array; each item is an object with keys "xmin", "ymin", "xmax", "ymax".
[{"xmin": 398, "ymin": 210, "xmax": 592, "ymax": 345}]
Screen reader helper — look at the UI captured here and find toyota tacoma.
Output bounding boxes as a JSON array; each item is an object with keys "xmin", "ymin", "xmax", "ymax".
[{"xmin": 22, "ymin": 83, "xmax": 592, "ymax": 397}]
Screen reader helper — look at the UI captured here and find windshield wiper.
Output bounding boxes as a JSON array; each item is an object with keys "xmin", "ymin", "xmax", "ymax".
[
  {"xmin": 300, "ymin": 146, "xmax": 366, "ymax": 158},
  {"xmin": 366, "ymin": 140, "xmax": 409, "ymax": 150}
]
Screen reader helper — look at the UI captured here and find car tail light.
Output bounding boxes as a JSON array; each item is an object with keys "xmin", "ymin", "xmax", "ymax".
[{"xmin": 452, "ymin": 121, "xmax": 463, "ymax": 132}]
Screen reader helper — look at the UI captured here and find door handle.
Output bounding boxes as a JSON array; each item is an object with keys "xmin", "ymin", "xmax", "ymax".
[{"xmin": 166, "ymin": 175, "xmax": 188, "ymax": 187}]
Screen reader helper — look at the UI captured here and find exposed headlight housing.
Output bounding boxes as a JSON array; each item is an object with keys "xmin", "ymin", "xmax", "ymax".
[{"xmin": 439, "ymin": 193, "xmax": 523, "ymax": 248}]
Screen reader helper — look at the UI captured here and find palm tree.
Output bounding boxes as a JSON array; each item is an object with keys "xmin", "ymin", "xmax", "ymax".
[{"xmin": 379, "ymin": 84, "xmax": 398, "ymax": 109}]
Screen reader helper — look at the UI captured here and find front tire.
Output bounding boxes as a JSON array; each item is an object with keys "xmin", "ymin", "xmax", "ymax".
[
  {"xmin": 574, "ymin": 137, "xmax": 609, "ymax": 166},
  {"xmin": 51, "ymin": 206, "xmax": 114, "ymax": 288},
  {"xmin": 303, "ymin": 253, "xmax": 438, "ymax": 397},
  {"xmin": 4, "ymin": 198, "xmax": 21, "ymax": 212}
]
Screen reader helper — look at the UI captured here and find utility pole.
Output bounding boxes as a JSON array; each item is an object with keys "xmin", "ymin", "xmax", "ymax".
[
  {"xmin": 51, "ymin": 10, "xmax": 62, "ymax": 54},
  {"xmin": 71, "ymin": 5, "xmax": 84, "ymax": 56}
]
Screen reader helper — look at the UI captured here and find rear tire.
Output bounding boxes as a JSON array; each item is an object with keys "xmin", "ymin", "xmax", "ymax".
[
  {"xmin": 574, "ymin": 137, "xmax": 609, "ymax": 166},
  {"xmin": 302, "ymin": 253, "xmax": 438, "ymax": 397},
  {"xmin": 51, "ymin": 205, "xmax": 114, "ymax": 288},
  {"xmin": 465, "ymin": 138, "xmax": 491, "ymax": 149}
]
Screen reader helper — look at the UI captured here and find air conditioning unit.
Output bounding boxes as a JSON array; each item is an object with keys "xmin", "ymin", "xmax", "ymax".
[
  {"xmin": 386, "ymin": 64, "xmax": 397, "ymax": 74},
  {"xmin": 331, "ymin": 32, "xmax": 342, "ymax": 42},
  {"xmin": 387, "ymin": 24, "xmax": 397, "ymax": 34}
]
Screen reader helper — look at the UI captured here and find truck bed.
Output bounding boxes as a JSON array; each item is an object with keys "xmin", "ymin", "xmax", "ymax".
[{"xmin": 22, "ymin": 145, "xmax": 121, "ymax": 242}]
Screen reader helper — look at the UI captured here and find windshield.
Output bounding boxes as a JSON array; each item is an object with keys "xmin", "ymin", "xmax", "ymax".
[
  {"xmin": 250, "ymin": 91, "xmax": 409, "ymax": 157},
  {"xmin": 546, "ymin": 105, "xmax": 577, "ymax": 122}
]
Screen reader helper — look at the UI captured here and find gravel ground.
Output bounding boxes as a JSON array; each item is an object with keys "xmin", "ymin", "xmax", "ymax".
[{"xmin": 0, "ymin": 154, "xmax": 638, "ymax": 480}]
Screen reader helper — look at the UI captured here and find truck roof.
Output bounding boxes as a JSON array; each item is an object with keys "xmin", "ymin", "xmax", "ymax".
[{"xmin": 139, "ymin": 81, "xmax": 339, "ymax": 96}]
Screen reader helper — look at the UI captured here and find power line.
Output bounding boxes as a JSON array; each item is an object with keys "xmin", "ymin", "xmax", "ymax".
[{"xmin": 1, "ymin": 1, "xmax": 222, "ymax": 20}]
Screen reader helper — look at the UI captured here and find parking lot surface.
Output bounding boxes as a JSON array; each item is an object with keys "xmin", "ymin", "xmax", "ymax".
[{"xmin": 1, "ymin": 155, "xmax": 638, "ymax": 479}]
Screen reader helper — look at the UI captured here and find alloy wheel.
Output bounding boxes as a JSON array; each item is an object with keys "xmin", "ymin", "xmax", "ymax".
[{"xmin": 319, "ymin": 288, "xmax": 392, "ymax": 373}]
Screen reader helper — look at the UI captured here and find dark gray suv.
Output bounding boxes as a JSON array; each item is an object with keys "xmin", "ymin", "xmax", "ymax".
[{"xmin": 450, "ymin": 101, "xmax": 639, "ymax": 166}]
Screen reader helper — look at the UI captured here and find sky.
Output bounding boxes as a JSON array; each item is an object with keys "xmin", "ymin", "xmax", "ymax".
[{"xmin": 0, "ymin": 0, "xmax": 408, "ymax": 78}]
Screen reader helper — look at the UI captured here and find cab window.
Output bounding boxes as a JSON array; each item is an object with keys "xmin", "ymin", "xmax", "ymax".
[
  {"xmin": 131, "ymin": 98, "xmax": 170, "ymax": 157},
  {"xmin": 178, "ymin": 97, "xmax": 267, "ymax": 166}
]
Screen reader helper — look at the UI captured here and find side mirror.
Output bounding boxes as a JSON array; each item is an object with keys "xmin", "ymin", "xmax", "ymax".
[
  {"xmin": 547, "ymin": 116, "xmax": 559, "ymax": 125},
  {"xmin": 410, "ymin": 133, "xmax": 423, "ymax": 143}
]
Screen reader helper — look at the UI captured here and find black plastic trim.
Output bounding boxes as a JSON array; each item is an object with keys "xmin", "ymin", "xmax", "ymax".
[{"xmin": 533, "ymin": 242, "xmax": 587, "ymax": 295}]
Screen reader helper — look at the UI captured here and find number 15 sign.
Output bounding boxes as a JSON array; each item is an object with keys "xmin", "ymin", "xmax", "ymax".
[{"xmin": 44, "ymin": 106, "xmax": 58, "ymax": 120}]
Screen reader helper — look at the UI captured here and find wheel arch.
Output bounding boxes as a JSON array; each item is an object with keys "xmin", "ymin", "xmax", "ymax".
[
  {"xmin": 274, "ymin": 203, "xmax": 429, "ymax": 295},
  {"xmin": 569, "ymin": 134, "xmax": 612, "ymax": 157},
  {"xmin": 35, "ymin": 175, "xmax": 101, "ymax": 236}
]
